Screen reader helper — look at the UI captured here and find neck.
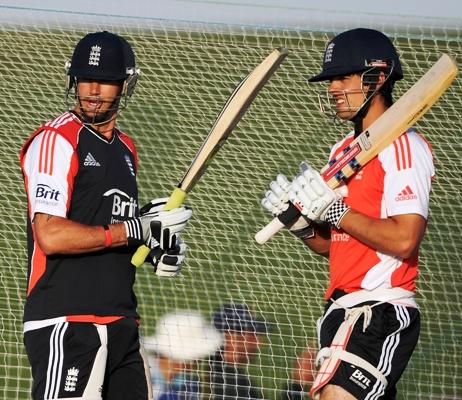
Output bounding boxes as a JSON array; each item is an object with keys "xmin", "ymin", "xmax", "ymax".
[
  {"xmin": 357, "ymin": 95, "xmax": 388, "ymax": 131},
  {"xmin": 74, "ymin": 108, "xmax": 117, "ymax": 139},
  {"xmin": 92, "ymin": 121, "xmax": 116, "ymax": 139}
]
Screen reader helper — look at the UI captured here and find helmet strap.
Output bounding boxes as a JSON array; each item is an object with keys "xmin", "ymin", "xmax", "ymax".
[
  {"xmin": 353, "ymin": 100, "xmax": 371, "ymax": 137},
  {"xmin": 352, "ymin": 70, "xmax": 380, "ymax": 137}
]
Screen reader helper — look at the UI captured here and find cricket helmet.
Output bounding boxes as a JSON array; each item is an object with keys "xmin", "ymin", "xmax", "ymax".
[
  {"xmin": 67, "ymin": 31, "xmax": 138, "ymax": 86},
  {"xmin": 308, "ymin": 28, "xmax": 403, "ymax": 83},
  {"xmin": 65, "ymin": 31, "xmax": 139, "ymax": 124}
]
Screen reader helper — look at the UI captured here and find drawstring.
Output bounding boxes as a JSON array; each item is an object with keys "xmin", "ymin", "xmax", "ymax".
[{"xmin": 331, "ymin": 298, "xmax": 386, "ymax": 332}]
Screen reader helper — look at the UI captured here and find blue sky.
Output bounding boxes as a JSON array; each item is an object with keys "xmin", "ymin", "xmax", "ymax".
[{"xmin": 1, "ymin": 0, "xmax": 461, "ymax": 30}]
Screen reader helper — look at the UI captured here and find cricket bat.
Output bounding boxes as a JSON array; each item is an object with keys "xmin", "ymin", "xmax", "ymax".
[
  {"xmin": 132, "ymin": 47, "xmax": 289, "ymax": 267},
  {"xmin": 255, "ymin": 53, "xmax": 458, "ymax": 245}
]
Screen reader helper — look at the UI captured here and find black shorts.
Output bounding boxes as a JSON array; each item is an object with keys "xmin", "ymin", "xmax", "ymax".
[
  {"xmin": 318, "ymin": 294, "xmax": 420, "ymax": 400},
  {"xmin": 24, "ymin": 318, "xmax": 151, "ymax": 400}
]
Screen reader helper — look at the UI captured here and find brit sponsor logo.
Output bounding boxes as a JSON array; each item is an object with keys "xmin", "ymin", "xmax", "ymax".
[
  {"xmin": 83, "ymin": 152, "xmax": 101, "ymax": 167},
  {"xmin": 349, "ymin": 368, "xmax": 371, "ymax": 389},
  {"xmin": 103, "ymin": 188, "xmax": 137, "ymax": 220},
  {"xmin": 332, "ymin": 232, "xmax": 350, "ymax": 242},
  {"xmin": 36, "ymin": 183, "xmax": 60, "ymax": 201},
  {"xmin": 395, "ymin": 185, "xmax": 417, "ymax": 201},
  {"xmin": 64, "ymin": 367, "xmax": 79, "ymax": 392}
]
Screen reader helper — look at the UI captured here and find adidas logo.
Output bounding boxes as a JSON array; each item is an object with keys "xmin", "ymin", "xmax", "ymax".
[
  {"xmin": 83, "ymin": 152, "xmax": 101, "ymax": 167},
  {"xmin": 395, "ymin": 185, "xmax": 417, "ymax": 201}
]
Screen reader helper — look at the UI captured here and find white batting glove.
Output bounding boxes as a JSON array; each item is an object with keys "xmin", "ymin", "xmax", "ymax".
[
  {"xmin": 289, "ymin": 162, "xmax": 350, "ymax": 229},
  {"xmin": 261, "ymin": 174, "xmax": 292, "ymax": 216},
  {"xmin": 261, "ymin": 174, "xmax": 315, "ymax": 239},
  {"xmin": 124, "ymin": 197, "xmax": 193, "ymax": 248},
  {"xmin": 149, "ymin": 238, "xmax": 187, "ymax": 278}
]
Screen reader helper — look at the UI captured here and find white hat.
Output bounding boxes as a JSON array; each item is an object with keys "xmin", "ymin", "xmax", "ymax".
[{"xmin": 142, "ymin": 310, "xmax": 223, "ymax": 361}]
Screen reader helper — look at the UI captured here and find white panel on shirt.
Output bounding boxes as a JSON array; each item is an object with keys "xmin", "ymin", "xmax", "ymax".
[
  {"xmin": 23, "ymin": 131, "xmax": 74, "ymax": 219},
  {"xmin": 361, "ymin": 251, "xmax": 403, "ymax": 290},
  {"xmin": 379, "ymin": 130, "xmax": 434, "ymax": 220}
]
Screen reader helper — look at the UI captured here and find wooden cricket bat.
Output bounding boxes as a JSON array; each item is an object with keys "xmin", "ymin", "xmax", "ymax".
[
  {"xmin": 255, "ymin": 53, "xmax": 458, "ymax": 245},
  {"xmin": 132, "ymin": 47, "xmax": 289, "ymax": 267}
]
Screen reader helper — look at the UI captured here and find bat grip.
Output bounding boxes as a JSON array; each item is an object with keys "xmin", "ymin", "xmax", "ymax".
[
  {"xmin": 255, "ymin": 217, "xmax": 285, "ymax": 244},
  {"xmin": 130, "ymin": 187, "xmax": 187, "ymax": 268},
  {"xmin": 131, "ymin": 245, "xmax": 151, "ymax": 268},
  {"xmin": 255, "ymin": 203, "xmax": 300, "ymax": 244}
]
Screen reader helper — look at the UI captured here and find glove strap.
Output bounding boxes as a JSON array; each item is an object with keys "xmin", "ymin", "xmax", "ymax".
[
  {"xmin": 291, "ymin": 225, "xmax": 315, "ymax": 240},
  {"xmin": 278, "ymin": 202, "xmax": 301, "ymax": 225},
  {"xmin": 325, "ymin": 200, "xmax": 350, "ymax": 229},
  {"xmin": 124, "ymin": 219, "xmax": 143, "ymax": 246},
  {"xmin": 288, "ymin": 214, "xmax": 315, "ymax": 240}
]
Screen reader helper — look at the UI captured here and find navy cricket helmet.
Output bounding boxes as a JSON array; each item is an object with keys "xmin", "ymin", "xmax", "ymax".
[
  {"xmin": 309, "ymin": 28, "xmax": 403, "ymax": 83},
  {"xmin": 212, "ymin": 303, "xmax": 269, "ymax": 334},
  {"xmin": 68, "ymin": 31, "xmax": 137, "ymax": 83}
]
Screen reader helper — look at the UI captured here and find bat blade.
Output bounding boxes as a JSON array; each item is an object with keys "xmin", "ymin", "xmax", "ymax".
[
  {"xmin": 131, "ymin": 48, "xmax": 289, "ymax": 266},
  {"xmin": 255, "ymin": 53, "xmax": 458, "ymax": 245},
  {"xmin": 178, "ymin": 47, "xmax": 288, "ymax": 194}
]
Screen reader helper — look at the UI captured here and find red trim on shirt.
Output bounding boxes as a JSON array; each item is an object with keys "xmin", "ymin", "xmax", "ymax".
[
  {"xmin": 403, "ymin": 134, "xmax": 412, "ymax": 168},
  {"xmin": 118, "ymin": 131, "xmax": 138, "ymax": 170},
  {"xmin": 27, "ymin": 228, "xmax": 47, "ymax": 296},
  {"xmin": 66, "ymin": 315, "xmax": 124, "ymax": 324}
]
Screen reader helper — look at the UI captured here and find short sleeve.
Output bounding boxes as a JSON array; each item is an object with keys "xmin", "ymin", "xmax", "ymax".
[
  {"xmin": 379, "ymin": 130, "xmax": 435, "ymax": 219},
  {"xmin": 22, "ymin": 130, "xmax": 76, "ymax": 219}
]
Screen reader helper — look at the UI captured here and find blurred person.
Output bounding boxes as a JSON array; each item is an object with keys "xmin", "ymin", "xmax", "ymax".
[
  {"xmin": 209, "ymin": 302, "xmax": 315, "ymax": 400},
  {"xmin": 143, "ymin": 310, "xmax": 223, "ymax": 400}
]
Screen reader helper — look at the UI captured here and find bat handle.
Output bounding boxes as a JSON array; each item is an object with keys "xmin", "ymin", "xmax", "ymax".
[
  {"xmin": 131, "ymin": 187, "xmax": 188, "ymax": 268},
  {"xmin": 255, "ymin": 217, "xmax": 285, "ymax": 244},
  {"xmin": 131, "ymin": 245, "xmax": 151, "ymax": 268}
]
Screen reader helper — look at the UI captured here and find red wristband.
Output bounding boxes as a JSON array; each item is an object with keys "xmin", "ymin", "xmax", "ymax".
[{"xmin": 103, "ymin": 225, "xmax": 112, "ymax": 248}]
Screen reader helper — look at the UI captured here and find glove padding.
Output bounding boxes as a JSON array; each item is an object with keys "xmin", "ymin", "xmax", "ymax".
[
  {"xmin": 261, "ymin": 174, "xmax": 313, "ymax": 238},
  {"xmin": 261, "ymin": 174, "xmax": 292, "ymax": 217},
  {"xmin": 149, "ymin": 238, "xmax": 187, "ymax": 278},
  {"xmin": 124, "ymin": 197, "xmax": 193, "ymax": 248},
  {"xmin": 289, "ymin": 162, "xmax": 350, "ymax": 228}
]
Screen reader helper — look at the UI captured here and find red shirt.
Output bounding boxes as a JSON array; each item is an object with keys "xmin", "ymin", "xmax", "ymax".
[{"xmin": 325, "ymin": 129, "xmax": 434, "ymax": 300}]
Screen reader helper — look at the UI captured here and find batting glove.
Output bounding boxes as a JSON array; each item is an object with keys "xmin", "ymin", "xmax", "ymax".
[
  {"xmin": 123, "ymin": 197, "xmax": 193, "ymax": 248},
  {"xmin": 261, "ymin": 174, "xmax": 315, "ymax": 239},
  {"xmin": 289, "ymin": 162, "xmax": 350, "ymax": 229},
  {"xmin": 149, "ymin": 238, "xmax": 187, "ymax": 278}
]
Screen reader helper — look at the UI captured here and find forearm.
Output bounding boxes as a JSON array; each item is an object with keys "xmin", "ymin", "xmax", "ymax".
[
  {"xmin": 34, "ymin": 213, "xmax": 127, "ymax": 255},
  {"xmin": 339, "ymin": 209, "xmax": 426, "ymax": 258}
]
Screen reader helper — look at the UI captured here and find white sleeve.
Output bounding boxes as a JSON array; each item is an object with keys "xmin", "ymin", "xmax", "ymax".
[
  {"xmin": 22, "ymin": 130, "xmax": 75, "ymax": 219},
  {"xmin": 379, "ymin": 130, "xmax": 435, "ymax": 219}
]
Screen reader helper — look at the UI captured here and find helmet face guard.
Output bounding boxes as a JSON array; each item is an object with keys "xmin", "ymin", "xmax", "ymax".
[
  {"xmin": 317, "ymin": 60, "xmax": 395, "ymax": 124},
  {"xmin": 65, "ymin": 31, "xmax": 140, "ymax": 125}
]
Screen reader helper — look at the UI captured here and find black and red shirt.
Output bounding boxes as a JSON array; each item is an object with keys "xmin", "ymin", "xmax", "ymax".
[{"xmin": 20, "ymin": 111, "xmax": 140, "ymax": 324}]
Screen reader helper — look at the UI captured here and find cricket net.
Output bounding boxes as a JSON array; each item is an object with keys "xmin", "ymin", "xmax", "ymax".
[{"xmin": 0, "ymin": 6, "xmax": 461, "ymax": 399}]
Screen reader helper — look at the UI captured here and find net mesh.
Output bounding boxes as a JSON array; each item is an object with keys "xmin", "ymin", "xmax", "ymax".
[{"xmin": 0, "ymin": 8, "xmax": 461, "ymax": 400}]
